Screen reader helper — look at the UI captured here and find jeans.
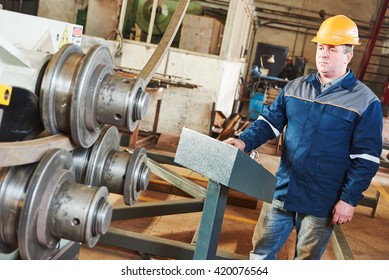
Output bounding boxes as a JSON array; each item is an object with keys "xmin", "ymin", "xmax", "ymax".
[{"xmin": 250, "ymin": 200, "xmax": 334, "ymax": 260}]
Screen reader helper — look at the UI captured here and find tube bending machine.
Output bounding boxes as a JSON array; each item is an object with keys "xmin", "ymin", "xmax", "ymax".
[
  {"xmin": 0, "ymin": 7, "xmax": 152, "ymax": 259},
  {"xmin": 0, "ymin": 3, "xmax": 276, "ymax": 260}
]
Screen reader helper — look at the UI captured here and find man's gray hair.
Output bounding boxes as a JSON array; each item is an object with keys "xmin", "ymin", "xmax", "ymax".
[{"xmin": 343, "ymin": 45, "xmax": 354, "ymax": 54}]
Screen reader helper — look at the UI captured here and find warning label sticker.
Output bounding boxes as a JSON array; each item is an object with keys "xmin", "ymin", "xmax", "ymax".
[
  {"xmin": 72, "ymin": 26, "xmax": 83, "ymax": 45},
  {"xmin": 58, "ymin": 25, "xmax": 69, "ymax": 50},
  {"xmin": 0, "ymin": 84, "xmax": 12, "ymax": 106}
]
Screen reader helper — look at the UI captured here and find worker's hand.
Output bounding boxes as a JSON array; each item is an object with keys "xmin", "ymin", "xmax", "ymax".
[
  {"xmin": 223, "ymin": 137, "xmax": 246, "ymax": 151},
  {"xmin": 332, "ymin": 200, "xmax": 355, "ymax": 225}
]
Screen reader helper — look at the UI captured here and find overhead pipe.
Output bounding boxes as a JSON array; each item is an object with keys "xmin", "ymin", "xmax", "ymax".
[
  {"xmin": 357, "ymin": 0, "xmax": 389, "ymax": 80},
  {"xmin": 256, "ymin": 11, "xmax": 372, "ymax": 37},
  {"xmin": 254, "ymin": 0, "xmax": 371, "ymax": 30}
]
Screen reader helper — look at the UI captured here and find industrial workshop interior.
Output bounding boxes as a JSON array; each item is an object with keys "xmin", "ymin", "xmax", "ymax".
[{"xmin": 0, "ymin": 0, "xmax": 389, "ymax": 262}]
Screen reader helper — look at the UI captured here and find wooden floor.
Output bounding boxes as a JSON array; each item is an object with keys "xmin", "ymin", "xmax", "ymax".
[{"xmin": 78, "ymin": 139, "xmax": 389, "ymax": 260}]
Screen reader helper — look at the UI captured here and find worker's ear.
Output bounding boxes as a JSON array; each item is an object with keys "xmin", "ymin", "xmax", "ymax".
[
  {"xmin": 345, "ymin": 51, "xmax": 353, "ymax": 65},
  {"xmin": 349, "ymin": 51, "xmax": 354, "ymax": 61}
]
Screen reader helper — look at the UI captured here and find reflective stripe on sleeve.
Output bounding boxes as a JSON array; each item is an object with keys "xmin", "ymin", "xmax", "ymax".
[
  {"xmin": 257, "ymin": 115, "xmax": 281, "ymax": 137},
  {"xmin": 350, "ymin": 154, "xmax": 380, "ymax": 164}
]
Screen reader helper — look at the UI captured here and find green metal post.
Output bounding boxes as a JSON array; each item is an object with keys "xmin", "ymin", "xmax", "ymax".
[{"xmin": 193, "ymin": 180, "xmax": 229, "ymax": 260}]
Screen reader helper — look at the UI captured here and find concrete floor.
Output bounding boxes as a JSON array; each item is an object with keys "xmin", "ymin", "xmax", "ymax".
[{"xmin": 78, "ymin": 143, "xmax": 389, "ymax": 260}]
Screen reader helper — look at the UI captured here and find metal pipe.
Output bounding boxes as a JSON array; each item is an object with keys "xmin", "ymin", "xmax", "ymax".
[
  {"xmin": 357, "ymin": 0, "xmax": 389, "ymax": 80},
  {"xmin": 138, "ymin": 0, "xmax": 190, "ymax": 86},
  {"xmin": 147, "ymin": 0, "xmax": 158, "ymax": 44}
]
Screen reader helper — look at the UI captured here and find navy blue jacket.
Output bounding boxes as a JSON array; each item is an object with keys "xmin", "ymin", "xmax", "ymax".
[{"xmin": 240, "ymin": 71, "xmax": 383, "ymax": 217}]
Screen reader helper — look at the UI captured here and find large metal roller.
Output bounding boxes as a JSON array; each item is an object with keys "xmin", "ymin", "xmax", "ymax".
[
  {"xmin": 72, "ymin": 125, "xmax": 150, "ymax": 205},
  {"xmin": 0, "ymin": 149, "xmax": 112, "ymax": 259},
  {"xmin": 0, "ymin": 0, "xmax": 191, "ymax": 261},
  {"xmin": 40, "ymin": 44, "xmax": 149, "ymax": 148}
]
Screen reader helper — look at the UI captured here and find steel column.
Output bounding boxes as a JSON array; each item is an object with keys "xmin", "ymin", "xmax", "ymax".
[
  {"xmin": 357, "ymin": 0, "xmax": 389, "ymax": 80},
  {"xmin": 193, "ymin": 180, "xmax": 229, "ymax": 260}
]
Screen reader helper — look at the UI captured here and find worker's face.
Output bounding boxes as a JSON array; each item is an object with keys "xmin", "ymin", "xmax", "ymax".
[{"xmin": 315, "ymin": 43, "xmax": 353, "ymax": 79}]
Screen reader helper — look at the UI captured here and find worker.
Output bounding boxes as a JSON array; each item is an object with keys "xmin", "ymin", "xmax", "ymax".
[
  {"xmin": 278, "ymin": 55, "xmax": 297, "ymax": 81},
  {"xmin": 224, "ymin": 15, "xmax": 383, "ymax": 260}
]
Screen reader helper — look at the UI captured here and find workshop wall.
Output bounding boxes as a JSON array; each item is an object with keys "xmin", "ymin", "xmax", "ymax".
[
  {"xmin": 37, "ymin": 0, "xmax": 85, "ymax": 23},
  {"xmin": 118, "ymin": 41, "xmax": 242, "ymax": 135},
  {"xmin": 250, "ymin": 0, "xmax": 380, "ymax": 78}
]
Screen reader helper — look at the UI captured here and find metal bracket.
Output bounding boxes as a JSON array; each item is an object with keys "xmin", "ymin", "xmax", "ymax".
[
  {"xmin": 358, "ymin": 191, "xmax": 380, "ymax": 218},
  {"xmin": 174, "ymin": 128, "xmax": 276, "ymax": 202},
  {"xmin": 174, "ymin": 128, "xmax": 276, "ymax": 259}
]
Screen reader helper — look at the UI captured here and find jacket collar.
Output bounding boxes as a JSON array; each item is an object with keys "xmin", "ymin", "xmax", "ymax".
[{"xmin": 304, "ymin": 69, "xmax": 358, "ymax": 91}]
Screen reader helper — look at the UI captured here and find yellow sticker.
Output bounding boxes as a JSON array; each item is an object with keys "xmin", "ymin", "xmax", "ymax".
[
  {"xmin": 0, "ymin": 84, "xmax": 12, "ymax": 106},
  {"xmin": 58, "ymin": 25, "xmax": 69, "ymax": 50}
]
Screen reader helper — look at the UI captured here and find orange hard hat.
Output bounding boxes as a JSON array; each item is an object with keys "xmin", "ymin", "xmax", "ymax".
[{"xmin": 311, "ymin": 15, "xmax": 361, "ymax": 46}]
